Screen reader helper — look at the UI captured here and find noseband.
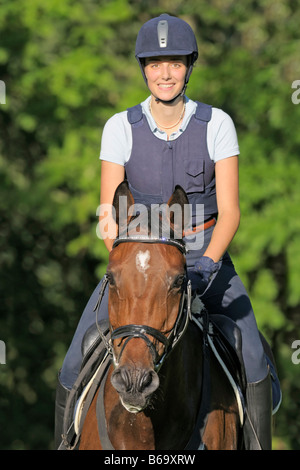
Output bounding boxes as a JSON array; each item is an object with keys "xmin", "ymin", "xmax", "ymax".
[{"xmin": 94, "ymin": 236, "xmax": 192, "ymax": 372}]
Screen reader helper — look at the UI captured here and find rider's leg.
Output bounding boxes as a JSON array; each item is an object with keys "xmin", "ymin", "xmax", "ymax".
[
  {"xmin": 201, "ymin": 253, "xmax": 272, "ymax": 449},
  {"xmin": 54, "ymin": 277, "xmax": 109, "ymax": 448}
]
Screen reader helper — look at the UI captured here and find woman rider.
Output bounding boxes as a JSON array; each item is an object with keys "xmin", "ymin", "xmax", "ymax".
[{"xmin": 55, "ymin": 14, "xmax": 277, "ymax": 449}]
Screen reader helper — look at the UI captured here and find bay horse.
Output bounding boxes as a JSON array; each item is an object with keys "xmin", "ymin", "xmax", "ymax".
[{"xmin": 79, "ymin": 182, "xmax": 240, "ymax": 450}]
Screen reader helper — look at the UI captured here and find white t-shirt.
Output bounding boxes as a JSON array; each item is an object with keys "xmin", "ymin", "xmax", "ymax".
[{"xmin": 100, "ymin": 96, "xmax": 240, "ymax": 165}]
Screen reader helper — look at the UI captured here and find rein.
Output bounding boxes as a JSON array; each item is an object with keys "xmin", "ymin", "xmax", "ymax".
[{"xmin": 93, "ymin": 235, "xmax": 192, "ymax": 372}]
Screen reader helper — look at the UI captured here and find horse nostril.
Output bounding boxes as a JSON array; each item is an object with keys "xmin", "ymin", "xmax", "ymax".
[
  {"xmin": 111, "ymin": 367, "xmax": 159, "ymax": 397},
  {"xmin": 138, "ymin": 370, "xmax": 159, "ymax": 395},
  {"xmin": 140, "ymin": 371, "xmax": 152, "ymax": 390},
  {"xmin": 111, "ymin": 367, "xmax": 131, "ymax": 393},
  {"xmin": 138, "ymin": 371, "xmax": 153, "ymax": 392}
]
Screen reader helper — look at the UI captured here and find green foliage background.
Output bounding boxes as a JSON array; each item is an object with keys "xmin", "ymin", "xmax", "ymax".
[{"xmin": 0, "ymin": 0, "xmax": 299, "ymax": 450}]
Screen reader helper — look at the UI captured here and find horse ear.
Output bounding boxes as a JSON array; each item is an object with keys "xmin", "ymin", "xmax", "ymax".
[
  {"xmin": 167, "ymin": 185, "xmax": 189, "ymax": 207},
  {"xmin": 112, "ymin": 180, "xmax": 135, "ymax": 229},
  {"xmin": 167, "ymin": 185, "xmax": 189, "ymax": 239}
]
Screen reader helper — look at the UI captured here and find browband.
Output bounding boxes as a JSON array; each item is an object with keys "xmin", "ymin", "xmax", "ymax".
[{"xmin": 112, "ymin": 236, "xmax": 188, "ymax": 255}]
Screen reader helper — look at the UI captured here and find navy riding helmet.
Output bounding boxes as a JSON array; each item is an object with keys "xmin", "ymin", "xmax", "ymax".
[{"xmin": 135, "ymin": 14, "xmax": 198, "ymax": 102}]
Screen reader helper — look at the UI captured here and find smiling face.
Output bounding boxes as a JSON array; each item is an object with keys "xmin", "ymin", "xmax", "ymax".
[{"xmin": 144, "ymin": 56, "xmax": 188, "ymax": 102}]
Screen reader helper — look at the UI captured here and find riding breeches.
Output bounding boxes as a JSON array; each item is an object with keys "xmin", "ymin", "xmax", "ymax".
[
  {"xmin": 199, "ymin": 251, "xmax": 268, "ymax": 383},
  {"xmin": 59, "ymin": 252, "xmax": 268, "ymax": 390}
]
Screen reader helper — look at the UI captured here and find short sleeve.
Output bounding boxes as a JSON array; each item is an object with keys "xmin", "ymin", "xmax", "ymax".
[
  {"xmin": 99, "ymin": 111, "xmax": 132, "ymax": 165},
  {"xmin": 208, "ymin": 108, "xmax": 240, "ymax": 163}
]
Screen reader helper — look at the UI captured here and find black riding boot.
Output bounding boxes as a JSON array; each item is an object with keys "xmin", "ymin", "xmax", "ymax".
[
  {"xmin": 243, "ymin": 373, "xmax": 272, "ymax": 450},
  {"xmin": 54, "ymin": 374, "xmax": 70, "ymax": 450}
]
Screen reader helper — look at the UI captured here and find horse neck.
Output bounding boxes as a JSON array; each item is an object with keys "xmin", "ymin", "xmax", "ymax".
[
  {"xmin": 147, "ymin": 324, "xmax": 203, "ymax": 448},
  {"xmin": 161, "ymin": 323, "xmax": 202, "ymax": 393}
]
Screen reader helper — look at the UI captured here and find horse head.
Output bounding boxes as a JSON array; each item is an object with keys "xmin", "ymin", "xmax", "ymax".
[{"xmin": 107, "ymin": 181, "xmax": 189, "ymax": 413}]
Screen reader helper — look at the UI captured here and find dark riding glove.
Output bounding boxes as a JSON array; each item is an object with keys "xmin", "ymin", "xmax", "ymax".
[{"xmin": 188, "ymin": 256, "xmax": 221, "ymax": 295}]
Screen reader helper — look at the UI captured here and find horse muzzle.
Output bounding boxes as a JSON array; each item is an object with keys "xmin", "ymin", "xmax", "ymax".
[{"xmin": 111, "ymin": 365, "xmax": 160, "ymax": 413}]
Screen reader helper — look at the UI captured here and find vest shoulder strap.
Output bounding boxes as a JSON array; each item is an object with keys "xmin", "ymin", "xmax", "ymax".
[
  {"xmin": 195, "ymin": 101, "xmax": 212, "ymax": 122},
  {"xmin": 127, "ymin": 104, "xmax": 143, "ymax": 124}
]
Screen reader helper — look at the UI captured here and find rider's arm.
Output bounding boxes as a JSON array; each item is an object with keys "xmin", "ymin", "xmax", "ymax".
[
  {"xmin": 203, "ymin": 155, "xmax": 240, "ymax": 263},
  {"xmin": 99, "ymin": 161, "xmax": 125, "ymax": 252},
  {"xmin": 99, "ymin": 113, "xmax": 129, "ymax": 251}
]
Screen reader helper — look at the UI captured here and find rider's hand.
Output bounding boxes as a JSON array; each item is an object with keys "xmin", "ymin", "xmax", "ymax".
[{"xmin": 188, "ymin": 256, "xmax": 221, "ymax": 295}]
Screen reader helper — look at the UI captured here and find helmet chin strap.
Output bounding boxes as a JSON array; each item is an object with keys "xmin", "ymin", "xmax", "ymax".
[
  {"xmin": 154, "ymin": 84, "xmax": 187, "ymax": 104},
  {"xmin": 150, "ymin": 62, "xmax": 192, "ymax": 104}
]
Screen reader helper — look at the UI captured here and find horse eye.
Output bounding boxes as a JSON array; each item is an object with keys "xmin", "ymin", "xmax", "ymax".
[
  {"xmin": 172, "ymin": 274, "xmax": 185, "ymax": 289},
  {"xmin": 107, "ymin": 272, "xmax": 115, "ymax": 286}
]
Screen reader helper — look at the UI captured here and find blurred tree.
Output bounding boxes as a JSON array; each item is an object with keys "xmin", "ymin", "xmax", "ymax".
[{"xmin": 0, "ymin": 0, "xmax": 299, "ymax": 450}]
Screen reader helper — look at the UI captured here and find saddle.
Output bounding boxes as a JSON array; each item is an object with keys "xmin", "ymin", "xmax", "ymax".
[
  {"xmin": 190, "ymin": 296, "xmax": 247, "ymax": 427},
  {"xmin": 59, "ymin": 320, "xmax": 112, "ymax": 450},
  {"xmin": 191, "ymin": 296, "xmax": 281, "ymax": 421}
]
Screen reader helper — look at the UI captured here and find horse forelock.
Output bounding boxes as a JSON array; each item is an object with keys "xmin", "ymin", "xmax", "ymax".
[{"xmin": 118, "ymin": 204, "xmax": 177, "ymax": 240}]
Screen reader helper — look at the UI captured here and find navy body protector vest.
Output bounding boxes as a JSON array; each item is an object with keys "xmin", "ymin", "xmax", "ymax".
[{"xmin": 125, "ymin": 101, "xmax": 218, "ymax": 227}]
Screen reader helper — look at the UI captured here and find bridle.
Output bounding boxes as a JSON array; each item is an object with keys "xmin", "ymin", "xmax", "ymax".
[{"xmin": 94, "ymin": 235, "xmax": 192, "ymax": 372}]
